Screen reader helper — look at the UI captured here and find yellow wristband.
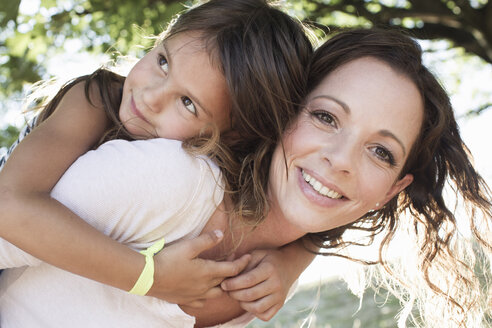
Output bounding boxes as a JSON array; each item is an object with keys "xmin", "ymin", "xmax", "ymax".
[{"xmin": 128, "ymin": 238, "xmax": 165, "ymax": 296}]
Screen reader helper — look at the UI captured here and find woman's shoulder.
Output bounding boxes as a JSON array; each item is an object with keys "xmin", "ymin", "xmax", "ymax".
[
  {"xmin": 81, "ymin": 138, "xmax": 223, "ymax": 189},
  {"xmin": 100, "ymin": 138, "xmax": 218, "ymax": 167},
  {"xmin": 51, "ymin": 138, "xmax": 224, "ymax": 244}
]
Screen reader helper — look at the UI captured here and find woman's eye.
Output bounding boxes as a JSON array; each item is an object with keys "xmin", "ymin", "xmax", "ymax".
[
  {"xmin": 158, "ymin": 55, "xmax": 169, "ymax": 73},
  {"xmin": 313, "ymin": 110, "xmax": 336, "ymax": 127},
  {"xmin": 374, "ymin": 146, "xmax": 395, "ymax": 166},
  {"xmin": 181, "ymin": 96, "xmax": 196, "ymax": 115}
]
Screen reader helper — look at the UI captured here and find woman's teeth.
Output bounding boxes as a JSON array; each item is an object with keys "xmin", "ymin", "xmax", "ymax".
[{"xmin": 302, "ymin": 170, "xmax": 342, "ymax": 199}]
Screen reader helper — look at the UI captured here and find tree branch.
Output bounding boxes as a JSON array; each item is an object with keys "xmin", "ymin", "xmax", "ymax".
[
  {"xmin": 461, "ymin": 103, "xmax": 492, "ymax": 118},
  {"xmin": 305, "ymin": 0, "xmax": 492, "ymax": 63}
]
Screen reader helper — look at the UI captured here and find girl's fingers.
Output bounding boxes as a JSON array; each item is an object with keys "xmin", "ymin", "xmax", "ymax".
[
  {"xmin": 202, "ymin": 286, "xmax": 225, "ymax": 299},
  {"xmin": 186, "ymin": 230, "xmax": 224, "ymax": 257},
  {"xmin": 209, "ymin": 253, "xmax": 251, "ymax": 278},
  {"xmin": 239, "ymin": 295, "xmax": 278, "ymax": 318},
  {"xmin": 221, "ymin": 261, "xmax": 270, "ymax": 291},
  {"xmin": 227, "ymin": 280, "xmax": 273, "ymax": 302},
  {"xmin": 253, "ymin": 303, "xmax": 282, "ymax": 322}
]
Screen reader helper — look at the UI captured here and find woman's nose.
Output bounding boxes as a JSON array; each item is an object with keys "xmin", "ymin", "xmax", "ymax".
[{"xmin": 323, "ymin": 136, "xmax": 356, "ymax": 175}]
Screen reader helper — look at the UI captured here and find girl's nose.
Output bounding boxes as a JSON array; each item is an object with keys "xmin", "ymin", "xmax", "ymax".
[{"xmin": 142, "ymin": 83, "xmax": 168, "ymax": 114}]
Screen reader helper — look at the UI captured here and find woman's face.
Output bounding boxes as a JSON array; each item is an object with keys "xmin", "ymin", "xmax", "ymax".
[{"xmin": 268, "ymin": 57, "xmax": 423, "ymax": 234}]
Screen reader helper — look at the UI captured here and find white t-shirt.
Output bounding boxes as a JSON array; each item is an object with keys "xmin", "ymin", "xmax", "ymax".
[{"xmin": 0, "ymin": 138, "xmax": 255, "ymax": 327}]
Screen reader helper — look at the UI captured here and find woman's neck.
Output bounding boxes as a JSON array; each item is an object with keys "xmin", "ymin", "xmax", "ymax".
[
  {"xmin": 230, "ymin": 202, "xmax": 305, "ymax": 257},
  {"xmin": 199, "ymin": 197, "xmax": 305, "ymax": 260}
]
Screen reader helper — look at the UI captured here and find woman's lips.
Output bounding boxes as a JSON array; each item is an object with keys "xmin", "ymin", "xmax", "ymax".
[
  {"xmin": 297, "ymin": 167, "xmax": 346, "ymax": 207},
  {"xmin": 302, "ymin": 169, "xmax": 343, "ymax": 199}
]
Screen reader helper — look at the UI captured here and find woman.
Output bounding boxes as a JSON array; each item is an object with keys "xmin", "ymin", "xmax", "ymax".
[
  {"xmin": 0, "ymin": 29, "xmax": 489, "ymax": 328},
  {"xmin": 301, "ymin": 29, "xmax": 491, "ymax": 328}
]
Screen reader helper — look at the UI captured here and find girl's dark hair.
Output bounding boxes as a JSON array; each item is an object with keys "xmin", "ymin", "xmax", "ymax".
[
  {"xmin": 168, "ymin": 0, "xmax": 313, "ymax": 222},
  {"xmin": 304, "ymin": 28, "xmax": 491, "ymax": 327},
  {"xmin": 35, "ymin": 69, "xmax": 126, "ymax": 145},
  {"xmin": 35, "ymin": 0, "xmax": 313, "ymax": 223}
]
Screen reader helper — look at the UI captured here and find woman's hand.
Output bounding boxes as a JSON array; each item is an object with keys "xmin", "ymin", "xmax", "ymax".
[
  {"xmin": 149, "ymin": 230, "xmax": 250, "ymax": 307},
  {"xmin": 221, "ymin": 241, "xmax": 316, "ymax": 321}
]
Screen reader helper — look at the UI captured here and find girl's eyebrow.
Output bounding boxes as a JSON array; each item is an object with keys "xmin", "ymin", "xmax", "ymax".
[
  {"xmin": 187, "ymin": 93, "xmax": 210, "ymax": 117},
  {"xmin": 161, "ymin": 42, "xmax": 173, "ymax": 65},
  {"xmin": 161, "ymin": 41, "xmax": 211, "ymax": 118}
]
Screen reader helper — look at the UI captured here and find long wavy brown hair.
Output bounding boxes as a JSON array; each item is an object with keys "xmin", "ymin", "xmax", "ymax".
[
  {"xmin": 303, "ymin": 28, "xmax": 491, "ymax": 327},
  {"xmin": 33, "ymin": 0, "xmax": 313, "ymax": 224}
]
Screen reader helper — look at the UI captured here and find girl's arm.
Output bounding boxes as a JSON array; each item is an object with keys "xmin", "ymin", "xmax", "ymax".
[
  {"xmin": 0, "ymin": 81, "xmax": 144, "ymax": 290},
  {"xmin": 0, "ymin": 82, "xmax": 247, "ymax": 300}
]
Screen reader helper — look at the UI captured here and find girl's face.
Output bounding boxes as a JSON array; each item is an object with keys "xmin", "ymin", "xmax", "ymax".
[
  {"xmin": 268, "ymin": 57, "xmax": 423, "ymax": 234},
  {"xmin": 119, "ymin": 32, "xmax": 232, "ymax": 140}
]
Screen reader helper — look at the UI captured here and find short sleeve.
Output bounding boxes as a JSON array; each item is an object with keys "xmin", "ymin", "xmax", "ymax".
[{"xmin": 0, "ymin": 239, "xmax": 42, "ymax": 269}]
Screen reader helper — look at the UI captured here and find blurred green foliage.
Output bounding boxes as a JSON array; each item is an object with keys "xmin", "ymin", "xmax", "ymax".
[
  {"xmin": 0, "ymin": 0, "xmax": 187, "ymax": 98},
  {"xmin": 0, "ymin": 0, "xmax": 490, "ymax": 100},
  {"xmin": 0, "ymin": 124, "xmax": 20, "ymax": 149},
  {"xmin": 251, "ymin": 279, "xmax": 404, "ymax": 328}
]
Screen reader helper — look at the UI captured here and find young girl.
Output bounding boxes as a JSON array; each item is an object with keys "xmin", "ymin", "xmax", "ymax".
[{"xmin": 0, "ymin": 0, "xmax": 315, "ymax": 319}]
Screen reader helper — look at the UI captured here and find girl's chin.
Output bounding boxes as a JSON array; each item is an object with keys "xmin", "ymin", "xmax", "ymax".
[{"xmin": 122, "ymin": 124, "xmax": 150, "ymax": 139}]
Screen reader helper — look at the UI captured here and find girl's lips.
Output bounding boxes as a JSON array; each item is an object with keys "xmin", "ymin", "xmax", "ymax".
[
  {"xmin": 131, "ymin": 95, "xmax": 150, "ymax": 124},
  {"xmin": 297, "ymin": 167, "xmax": 347, "ymax": 207}
]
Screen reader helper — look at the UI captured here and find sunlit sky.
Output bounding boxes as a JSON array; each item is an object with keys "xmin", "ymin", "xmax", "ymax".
[{"xmin": 2, "ymin": 0, "xmax": 491, "ymax": 286}]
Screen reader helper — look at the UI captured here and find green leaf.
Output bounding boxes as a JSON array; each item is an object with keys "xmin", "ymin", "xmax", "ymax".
[
  {"xmin": 41, "ymin": 0, "xmax": 58, "ymax": 8},
  {"xmin": 6, "ymin": 33, "xmax": 31, "ymax": 57},
  {"xmin": 0, "ymin": 124, "xmax": 21, "ymax": 149},
  {"xmin": 0, "ymin": 0, "xmax": 21, "ymax": 27}
]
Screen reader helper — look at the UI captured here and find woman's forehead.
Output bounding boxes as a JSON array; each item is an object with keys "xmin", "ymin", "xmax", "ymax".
[{"xmin": 306, "ymin": 57, "xmax": 424, "ymax": 152}]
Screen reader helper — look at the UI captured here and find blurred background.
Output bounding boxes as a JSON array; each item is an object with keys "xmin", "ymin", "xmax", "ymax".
[{"xmin": 1, "ymin": 0, "xmax": 491, "ymax": 326}]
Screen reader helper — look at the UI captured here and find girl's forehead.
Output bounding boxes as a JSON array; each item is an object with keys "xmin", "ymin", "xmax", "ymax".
[{"xmin": 163, "ymin": 32, "xmax": 221, "ymax": 64}]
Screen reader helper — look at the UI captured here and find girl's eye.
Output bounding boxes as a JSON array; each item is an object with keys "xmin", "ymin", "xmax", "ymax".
[
  {"xmin": 158, "ymin": 54, "xmax": 169, "ymax": 73},
  {"xmin": 181, "ymin": 96, "xmax": 197, "ymax": 115},
  {"xmin": 312, "ymin": 110, "xmax": 337, "ymax": 127},
  {"xmin": 374, "ymin": 146, "xmax": 396, "ymax": 166}
]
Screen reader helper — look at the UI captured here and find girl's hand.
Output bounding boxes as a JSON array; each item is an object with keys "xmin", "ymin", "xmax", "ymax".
[
  {"xmin": 221, "ymin": 240, "xmax": 316, "ymax": 321},
  {"xmin": 220, "ymin": 249, "xmax": 295, "ymax": 321},
  {"xmin": 148, "ymin": 230, "xmax": 250, "ymax": 307}
]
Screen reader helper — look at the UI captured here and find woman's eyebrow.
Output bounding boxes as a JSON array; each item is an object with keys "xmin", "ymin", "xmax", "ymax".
[
  {"xmin": 379, "ymin": 129, "xmax": 406, "ymax": 156},
  {"xmin": 310, "ymin": 95, "xmax": 350, "ymax": 114}
]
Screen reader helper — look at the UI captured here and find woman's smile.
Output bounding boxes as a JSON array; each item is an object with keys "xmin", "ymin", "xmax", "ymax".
[
  {"xmin": 301, "ymin": 169, "xmax": 343, "ymax": 199},
  {"xmin": 297, "ymin": 168, "xmax": 346, "ymax": 208}
]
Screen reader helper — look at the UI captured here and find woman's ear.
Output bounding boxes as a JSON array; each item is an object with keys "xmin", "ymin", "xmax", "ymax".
[{"xmin": 378, "ymin": 174, "xmax": 414, "ymax": 208}]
